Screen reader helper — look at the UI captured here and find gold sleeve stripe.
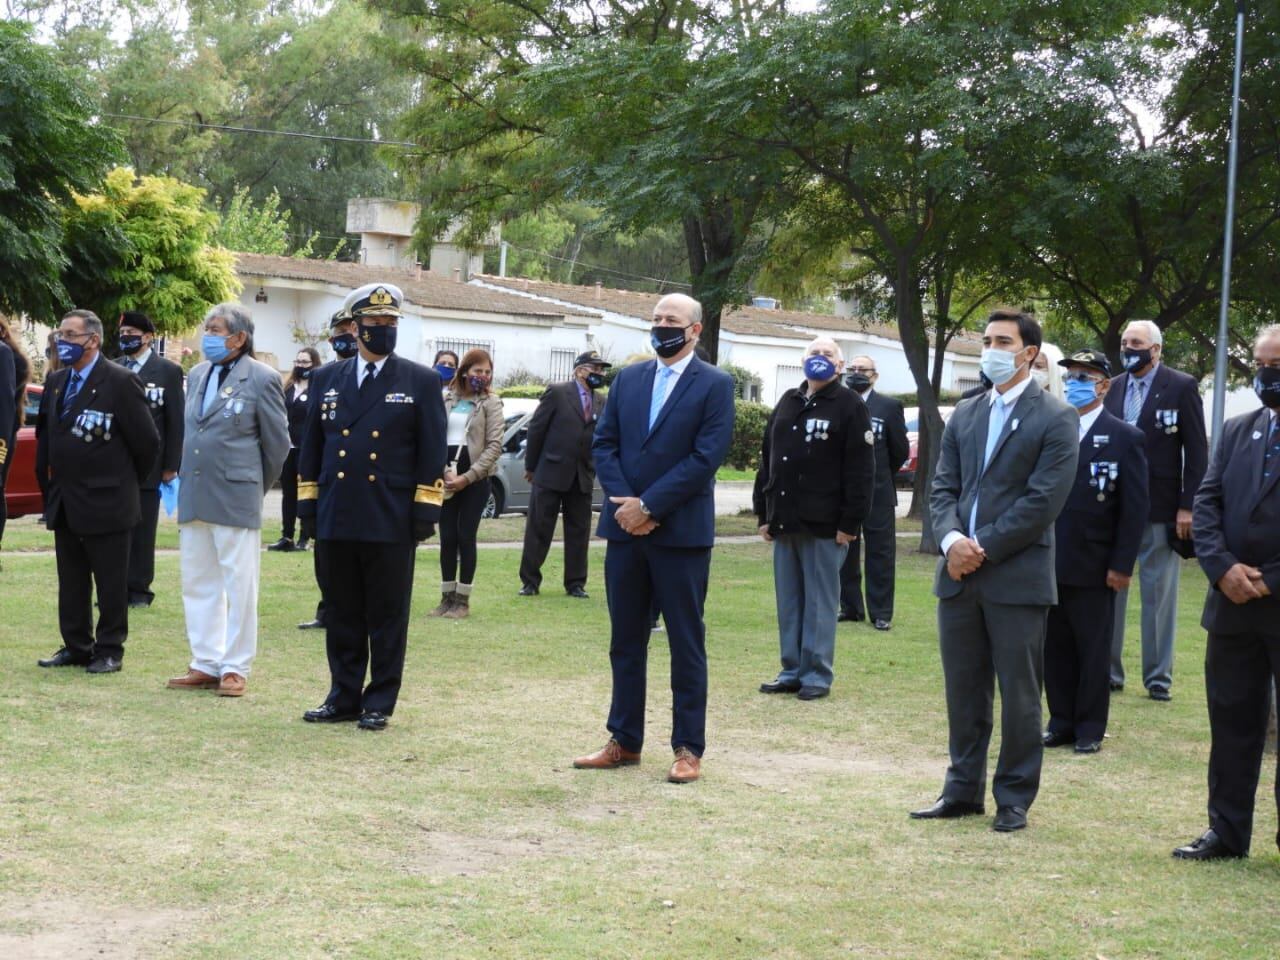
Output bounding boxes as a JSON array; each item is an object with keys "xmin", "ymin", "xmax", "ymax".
[
  {"xmin": 415, "ymin": 480, "xmax": 445, "ymax": 506},
  {"xmin": 297, "ymin": 479, "xmax": 319, "ymax": 501},
  {"xmin": 0, "ymin": 439, "xmax": 6, "ymax": 465}
]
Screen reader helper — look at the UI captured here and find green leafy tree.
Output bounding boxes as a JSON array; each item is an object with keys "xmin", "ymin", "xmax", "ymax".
[
  {"xmin": 0, "ymin": 20, "xmax": 120, "ymax": 321},
  {"xmin": 213, "ymin": 186, "xmax": 327, "ymax": 257},
  {"xmin": 62, "ymin": 167, "xmax": 240, "ymax": 338}
]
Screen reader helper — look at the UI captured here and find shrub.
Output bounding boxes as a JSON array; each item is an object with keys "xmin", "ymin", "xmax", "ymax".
[
  {"xmin": 497, "ymin": 383, "xmax": 550, "ymax": 400},
  {"xmin": 727, "ymin": 399, "xmax": 771, "ymax": 471}
]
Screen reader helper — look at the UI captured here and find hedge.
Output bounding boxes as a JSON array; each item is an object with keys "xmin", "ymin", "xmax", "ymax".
[{"xmin": 727, "ymin": 399, "xmax": 771, "ymax": 471}]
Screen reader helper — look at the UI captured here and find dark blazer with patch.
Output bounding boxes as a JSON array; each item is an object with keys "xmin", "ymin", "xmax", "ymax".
[
  {"xmin": 525, "ymin": 379, "xmax": 602, "ymax": 494},
  {"xmin": 863, "ymin": 389, "xmax": 910, "ymax": 512},
  {"xmin": 285, "ymin": 379, "xmax": 313, "ymax": 448},
  {"xmin": 0, "ymin": 342, "xmax": 14, "ymax": 472},
  {"xmin": 296, "ymin": 354, "xmax": 447, "ymax": 543},
  {"xmin": 1053, "ymin": 408, "xmax": 1149, "ymax": 588},
  {"xmin": 592, "ymin": 355, "xmax": 735, "ymax": 548},
  {"xmin": 1103, "ymin": 363, "xmax": 1207, "ymax": 523},
  {"xmin": 1193, "ymin": 408, "xmax": 1280, "ymax": 637},
  {"xmin": 120, "ymin": 350, "xmax": 185, "ymax": 489},
  {"xmin": 35, "ymin": 358, "xmax": 159, "ymax": 535},
  {"xmin": 930, "ymin": 379, "xmax": 1079, "ymax": 604}
]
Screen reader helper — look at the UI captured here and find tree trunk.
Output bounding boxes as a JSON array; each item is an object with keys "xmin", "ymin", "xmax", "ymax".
[{"xmin": 683, "ymin": 212, "xmax": 732, "ymax": 364}]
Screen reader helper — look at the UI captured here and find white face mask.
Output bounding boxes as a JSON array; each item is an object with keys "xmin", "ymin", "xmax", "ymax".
[{"xmin": 1032, "ymin": 369, "xmax": 1050, "ymax": 388}]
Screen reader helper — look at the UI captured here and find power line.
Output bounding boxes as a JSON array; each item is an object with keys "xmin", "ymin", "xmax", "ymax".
[
  {"xmin": 504, "ymin": 242, "xmax": 692, "ymax": 290},
  {"xmin": 100, "ymin": 112, "xmax": 418, "ymax": 149}
]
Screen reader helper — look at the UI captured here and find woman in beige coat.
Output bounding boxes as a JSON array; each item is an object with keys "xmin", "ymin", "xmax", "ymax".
[{"xmin": 432, "ymin": 348, "xmax": 504, "ymax": 618}]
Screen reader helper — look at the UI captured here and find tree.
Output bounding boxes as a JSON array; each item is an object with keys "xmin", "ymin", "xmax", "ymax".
[
  {"xmin": 0, "ymin": 20, "xmax": 120, "ymax": 321},
  {"xmin": 61, "ymin": 167, "xmax": 240, "ymax": 337},
  {"xmin": 212, "ymin": 186, "xmax": 328, "ymax": 257}
]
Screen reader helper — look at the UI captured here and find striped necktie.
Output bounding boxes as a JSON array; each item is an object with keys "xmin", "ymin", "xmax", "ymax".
[
  {"xmin": 1265, "ymin": 417, "xmax": 1280, "ymax": 481},
  {"xmin": 60, "ymin": 372, "xmax": 83, "ymax": 419},
  {"xmin": 1124, "ymin": 379, "xmax": 1144, "ymax": 424}
]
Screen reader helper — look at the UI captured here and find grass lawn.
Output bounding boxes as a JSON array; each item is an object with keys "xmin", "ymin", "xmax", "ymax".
[{"xmin": 0, "ymin": 542, "xmax": 1276, "ymax": 959}]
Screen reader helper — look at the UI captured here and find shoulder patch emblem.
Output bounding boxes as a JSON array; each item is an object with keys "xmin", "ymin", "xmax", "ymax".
[{"xmin": 865, "ymin": 429, "xmax": 874, "ymax": 445}]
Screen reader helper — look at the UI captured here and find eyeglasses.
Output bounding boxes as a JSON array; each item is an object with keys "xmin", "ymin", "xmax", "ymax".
[
  {"xmin": 849, "ymin": 367, "xmax": 876, "ymax": 375},
  {"xmin": 1063, "ymin": 372, "xmax": 1104, "ymax": 384}
]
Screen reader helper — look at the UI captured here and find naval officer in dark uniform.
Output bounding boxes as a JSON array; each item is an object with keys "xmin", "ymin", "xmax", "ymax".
[
  {"xmin": 116, "ymin": 311, "xmax": 185, "ymax": 607},
  {"xmin": 297, "ymin": 283, "xmax": 448, "ymax": 731},
  {"xmin": 1042, "ymin": 350, "xmax": 1148, "ymax": 754}
]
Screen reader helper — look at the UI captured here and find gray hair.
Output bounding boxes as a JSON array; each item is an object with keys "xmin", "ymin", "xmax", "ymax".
[
  {"xmin": 806, "ymin": 337, "xmax": 844, "ymax": 362},
  {"xmin": 204, "ymin": 302, "xmax": 255, "ymax": 357},
  {"xmin": 1123, "ymin": 319, "xmax": 1163, "ymax": 346},
  {"xmin": 62, "ymin": 309, "xmax": 104, "ymax": 341},
  {"xmin": 1256, "ymin": 324, "xmax": 1280, "ymax": 347}
]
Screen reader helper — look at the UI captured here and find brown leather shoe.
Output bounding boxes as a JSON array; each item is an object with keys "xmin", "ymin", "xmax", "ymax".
[
  {"xmin": 166, "ymin": 669, "xmax": 220, "ymax": 690},
  {"xmin": 217, "ymin": 673, "xmax": 246, "ymax": 697},
  {"xmin": 668, "ymin": 746, "xmax": 701, "ymax": 783},
  {"xmin": 573, "ymin": 738, "xmax": 640, "ymax": 769}
]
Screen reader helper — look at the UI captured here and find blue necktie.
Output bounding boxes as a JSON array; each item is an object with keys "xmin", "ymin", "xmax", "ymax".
[
  {"xmin": 1265, "ymin": 417, "xmax": 1279, "ymax": 481},
  {"xmin": 1124, "ymin": 379, "xmax": 1144, "ymax": 425},
  {"xmin": 648, "ymin": 365, "xmax": 673, "ymax": 431},
  {"xmin": 969, "ymin": 396, "xmax": 1009, "ymax": 536},
  {"xmin": 60, "ymin": 372, "xmax": 82, "ymax": 419}
]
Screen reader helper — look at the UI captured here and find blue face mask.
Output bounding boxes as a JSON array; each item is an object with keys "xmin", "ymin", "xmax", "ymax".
[
  {"xmin": 980, "ymin": 347, "xmax": 1024, "ymax": 387},
  {"xmin": 330, "ymin": 333, "xmax": 359, "ymax": 359},
  {"xmin": 119, "ymin": 334, "xmax": 144, "ymax": 355},
  {"xmin": 56, "ymin": 338, "xmax": 86, "ymax": 365},
  {"xmin": 1254, "ymin": 367, "xmax": 1280, "ymax": 409},
  {"xmin": 803, "ymin": 354, "xmax": 837, "ymax": 382},
  {"xmin": 434, "ymin": 364, "xmax": 456, "ymax": 382},
  {"xmin": 202, "ymin": 333, "xmax": 232, "ymax": 364},
  {"xmin": 1065, "ymin": 377, "xmax": 1100, "ymax": 409}
]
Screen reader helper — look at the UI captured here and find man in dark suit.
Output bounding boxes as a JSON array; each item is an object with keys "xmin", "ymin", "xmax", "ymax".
[
  {"xmin": 840, "ymin": 354, "xmax": 910, "ymax": 629},
  {"xmin": 116, "ymin": 311, "xmax": 184, "ymax": 607},
  {"xmin": 298, "ymin": 283, "xmax": 447, "ymax": 732},
  {"xmin": 1043, "ymin": 350, "xmax": 1148, "ymax": 754},
  {"xmin": 35, "ymin": 310, "xmax": 159, "ymax": 673},
  {"xmin": 518, "ymin": 350, "xmax": 609, "ymax": 598},
  {"xmin": 573, "ymin": 293, "xmax": 735, "ymax": 784},
  {"xmin": 1104, "ymin": 320, "xmax": 1208, "ymax": 701},
  {"xmin": 911, "ymin": 309, "xmax": 1078, "ymax": 832},
  {"xmin": 1173, "ymin": 326, "xmax": 1280, "ymax": 861}
]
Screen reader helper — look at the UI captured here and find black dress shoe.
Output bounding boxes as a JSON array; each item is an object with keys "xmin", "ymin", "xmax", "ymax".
[
  {"xmin": 303, "ymin": 703, "xmax": 359, "ymax": 724},
  {"xmin": 1074, "ymin": 739, "xmax": 1102, "ymax": 754},
  {"xmin": 86, "ymin": 656, "xmax": 123, "ymax": 674},
  {"xmin": 358, "ymin": 711, "xmax": 389, "ymax": 731},
  {"xmin": 873, "ymin": 618, "xmax": 892, "ymax": 631},
  {"xmin": 267, "ymin": 537, "xmax": 296, "ymax": 552},
  {"xmin": 759, "ymin": 679, "xmax": 802, "ymax": 694},
  {"xmin": 1109, "ymin": 681, "xmax": 1124, "ymax": 692},
  {"xmin": 566, "ymin": 586, "xmax": 589, "ymax": 599},
  {"xmin": 1042, "ymin": 730, "xmax": 1075, "ymax": 748},
  {"xmin": 38, "ymin": 648, "xmax": 91, "ymax": 668},
  {"xmin": 297, "ymin": 619, "xmax": 325, "ymax": 630},
  {"xmin": 1173, "ymin": 829, "xmax": 1243, "ymax": 861},
  {"xmin": 1148, "ymin": 686, "xmax": 1171, "ymax": 702},
  {"xmin": 837, "ymin": 611, "xmax": 865, "ymax": 623},
  {"xmin": 128, "ymin": 595, "xmax": 153, "ymax": 608},
  {"xmin": 518, "ymin": 584, "xmax": 539, "ymax": 597},
  {"xmin": 797, "ymin": 685, "xmax": 830, "ymax": 701},
  {"xmin": 910, "ymin": 797, "xmax": 985, "ymax": 819},
  {"xmin": 993, "ymin": 805, "xmax": 1028, "ymax": 832}
]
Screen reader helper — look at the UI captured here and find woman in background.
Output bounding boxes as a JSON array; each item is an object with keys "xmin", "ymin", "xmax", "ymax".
[
  {"xmin": 268, "ymin": 346, "xmax": 320, "ymax": 552},
  {"xmin": 431, "ymin": 348, "xmax": 503, "ymax": 620},
  {"xmin": 0, "ymin": 317, "xmax": 30, "ymax": 556},
  {"xmin": 1034, "ymin": 342, "xmax": 1066, "ymax": 402}
]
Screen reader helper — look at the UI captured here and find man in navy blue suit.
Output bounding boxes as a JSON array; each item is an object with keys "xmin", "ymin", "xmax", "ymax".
[{"xmin": 574, "ymin": 293, "xmax": 736, "ymax": 784}]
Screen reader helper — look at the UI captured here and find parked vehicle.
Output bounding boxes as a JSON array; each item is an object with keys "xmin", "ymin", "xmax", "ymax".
[
  {"xmin": 896, "ymin": 405, "xmax": 956, "ymax": 488},
  {"xmin": 484, "ymin": 410, "xmax": 605, "ymax": 518},
  {"xmin": 5, "ymin": 384, "xmax": 44, "ymax": 519}
]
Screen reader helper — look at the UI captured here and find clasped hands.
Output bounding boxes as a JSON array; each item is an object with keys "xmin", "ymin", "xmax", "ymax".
[
  {"xmin": 946, "ymin": 537, "xmax": 985, "ymax": 582},
  {"xmin": 611, "ymin": 496, "xmax": 658, "ymax": 536},
  {"xmin": 1218, "ymin": 563, "xmax": 1272, "ymax": 605},
  {"xmin": 443, "ymin": 466, "xmax": 469, "ymax": 493}
]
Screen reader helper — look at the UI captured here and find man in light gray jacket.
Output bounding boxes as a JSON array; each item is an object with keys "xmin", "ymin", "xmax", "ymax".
[
  {"xmin": 910, "ymin": 309, "xmax": 1078, "ymax": 833},
  {"xmin": 167, "ymin": 303, "xmax": 289, "ymax": 698}
]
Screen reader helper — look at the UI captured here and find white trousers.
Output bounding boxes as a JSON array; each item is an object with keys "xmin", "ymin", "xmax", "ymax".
[{"xmin": 180, "ymin": 521, "xmax": 261, "ymax": 678}]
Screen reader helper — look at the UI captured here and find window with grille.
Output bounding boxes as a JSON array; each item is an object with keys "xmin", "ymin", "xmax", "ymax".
[
  {"xmin": 434, "ymin": 338, "xmax": 496, "ymax": 364},
  {"xmin": 954, "ymin": 376, "xmax": 984, "ymax": 394},
  {"xmin": 548, "ymin": 348, "xmax": 577, "ymax": 383},
  {"xmin": 775, "ymin": 364, "xmax": 803, "ymax": 402}
]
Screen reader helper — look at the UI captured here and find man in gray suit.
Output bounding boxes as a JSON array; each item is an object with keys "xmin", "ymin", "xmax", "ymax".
[
  {"xmin": 167, "ymin": 303, "xmax": 289, "ymax": 698},
  {"xmin": 910, "ymin": 309, "xmax": 1078, "ymax": 832}
]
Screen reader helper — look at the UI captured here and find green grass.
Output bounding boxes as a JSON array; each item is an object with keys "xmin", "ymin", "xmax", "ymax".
[
  {"xmin": 0, "ymin": 544, "xmax": 1275, "ymax": 958},
  {"xmin": 715, "ymin": 467, "xmax": 756, "ymax": 482}
]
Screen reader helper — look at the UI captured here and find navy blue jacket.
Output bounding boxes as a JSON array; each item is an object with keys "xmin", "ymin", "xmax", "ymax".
[
  {"xmin": 1053, "ymin": 408, "xmax": 1149, "ymax": 588},
  {"xmin": 1193, "ymin": 408, "xmax": 1280, "ymax": 636},
  {"xmin": 592, "ymin": 355, "xmax": 735, "ymax": 548},
  {"xmin": 1103, "ymin": 363, "xmax": 1207, "ymax": 522},
  {"xmin": 296, "ymin": 354, "xmax": 447, "ymax": 543}
]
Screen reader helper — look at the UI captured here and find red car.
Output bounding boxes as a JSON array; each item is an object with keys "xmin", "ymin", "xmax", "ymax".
[{"xmin": 5, "ymin": 384, "xmax": 44, "ymax": 519}]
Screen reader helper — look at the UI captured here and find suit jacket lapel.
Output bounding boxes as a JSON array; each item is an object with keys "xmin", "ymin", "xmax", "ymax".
[
  {"xmin": 646, "ymin": 357, "xmax": 700, "ymax": 442},
  {"xmin": 195, "ymin": 363, "xmax": 228, "ymax": 424},
  {"xmin": 1251, "ymin": 410, "xmax": 1280, "ymax": 507},
  {"xmin": 633, "ymin": 361, "xmax": 657, "ymax": 443},
  {"xmin": 968, "ymin": 396, "xmax": 992, "ymax": 483},
  {"xmin": 980, "ymin": 383, "xmax": 1038, "ymax": 479},
  {"xmin": 346, "ymin": 354, "xmax": 397, "ymax": 426},
  {"xmin": 62, "ymin": 359, "xmax": 106, "ymax": 425}
]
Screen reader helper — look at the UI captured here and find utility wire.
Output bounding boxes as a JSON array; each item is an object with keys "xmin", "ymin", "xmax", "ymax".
[
  {"xmin": 504, "ymin": 242, "xmax": 692, "ymax": 290},
  {"xmin": 100, "ymin": 112, "xmax": 418, "ymax": 149}
]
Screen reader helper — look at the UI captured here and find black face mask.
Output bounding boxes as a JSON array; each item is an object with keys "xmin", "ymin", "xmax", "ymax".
[
  {"xmin": 358, "ymin": 321, "xmax": 397, "ymax": 357},
  {"xmin": 119, "ymin": 334, "xmax": 144, "ymax": 355},
  {"xmin": 846, "ymin": 373, "xmax": 872, "ymax": 392},
  {"xmin": 585, "ymin": 372, "xmax": 606, "ymax": 389},
  {"xmin": 293, "ymin": 366, "xmax": 312, "ymax": 381},
  {"xmin": 1255, "ymin": 366, "xmax": 1280, "ymax": 409},
  {"xmin": 1122, "ymin": 347, "xmax": 1153, "ymax": 373},
  {"xmin": 330, "ymin": 332, "xmax": 359, "ymax": 359},
  {"xmin": 650, "ymin": 324, "xmax": 691, "ymax": 359}
]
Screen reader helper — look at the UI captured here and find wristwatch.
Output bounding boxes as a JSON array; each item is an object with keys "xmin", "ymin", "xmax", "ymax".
[{"xmin": 639, "ymin": 500, "xmax": 652, "ymax": 517}]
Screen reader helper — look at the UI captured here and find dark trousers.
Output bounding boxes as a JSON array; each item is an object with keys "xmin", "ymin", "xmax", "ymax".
[
  {"xmin": 603, "ymin": 538, "xmax": 711, "ymax": 757},
  {"xmin": 126, "ymin": 488, "xmax": 161, "ymax": 603},
  {"xmin": 1045, "ymin": 584, "xmax": 1114, "ymax": 743},
  {"xmin": 839, "ymin": 501, "xmax": 896, "ymax": 621},
  {"xmin": 518, "ymin": 482, "xmax": 591, "ymax": 590},
  {"xmin": 1205, "ymin": 629, "xmax": 1280, "ymax": 855},
  {"xmin": 938, "ymin": 586, "xmax": 1048, "ymax": 811},
  {"xmin": 439, "ymin": 476, "xmax": 489, "ymax": 584},
  {"xmin": 311, "ymin": 539, "xmax": 329, "ymax": 625},
  {"xmin": 55, "ymin": 526, "xmax": 131, "ymax": 660},
  {"xmin": 279, "ymin": 449, "xmax": 299, "ymax": 540},
  {"xmin": 316, "ymin": 538, "xmax": 417, "ymax": 715}
]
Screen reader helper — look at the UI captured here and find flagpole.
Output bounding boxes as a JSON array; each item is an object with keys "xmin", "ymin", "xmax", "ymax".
[{"xmin": 1210, "ymin": 0, "xmax": 1246, "ymax": 453}]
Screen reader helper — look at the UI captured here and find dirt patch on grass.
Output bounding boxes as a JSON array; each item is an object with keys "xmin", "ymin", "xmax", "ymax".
[
  {"xmin": 406, "ymin": 825, "xmax": 575, "ymax": 878},
  {"xmin": 724, "ymin": 745, "xmax": 936, "ymax": 789},
  {"xmin": 0, "ymin": 900, "xmax": 195, "ymax": 959}
]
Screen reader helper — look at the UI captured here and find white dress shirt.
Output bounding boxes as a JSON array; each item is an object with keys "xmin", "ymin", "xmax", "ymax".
[
  {"xmin": 1077, "ymin": 404, "xmax": 1104, "ymax": 441},
  {"xmin": 356, "ymin": 354, "xmax": 388, "ymax": 389}
]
